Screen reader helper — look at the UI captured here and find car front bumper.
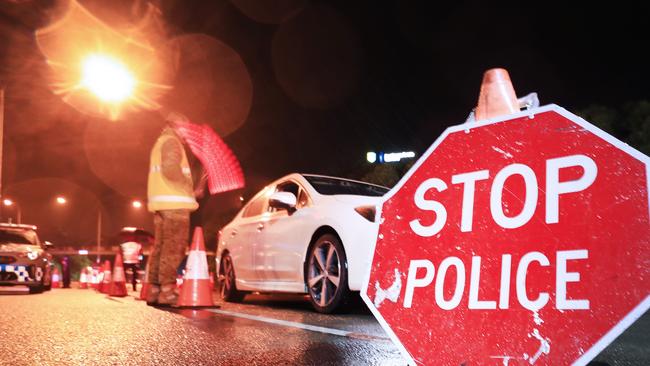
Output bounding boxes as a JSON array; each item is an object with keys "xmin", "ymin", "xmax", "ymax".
[{"xmin": 0, "ymin": 263, "xmax": 43, "ymax": 286}]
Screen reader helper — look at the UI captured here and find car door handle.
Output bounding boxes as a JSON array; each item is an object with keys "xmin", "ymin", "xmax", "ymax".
[{"xmin": 257, "ymin": 223, "xmax": 265, "ymax": 231}]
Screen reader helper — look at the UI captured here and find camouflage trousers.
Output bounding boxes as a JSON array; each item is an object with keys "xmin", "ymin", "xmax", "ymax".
[{"xmin": 146, "ymin": 210, "xmax": 190, "ymax": 287}]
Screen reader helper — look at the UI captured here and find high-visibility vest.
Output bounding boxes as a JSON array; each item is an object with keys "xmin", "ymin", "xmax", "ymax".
[
  {"xmin": 147, "ymin": 129, "xmax": 199, "ymax": 212},
  {"xmin": 120, "ymin": 241, "xmax": 142, "ymax": 264}
]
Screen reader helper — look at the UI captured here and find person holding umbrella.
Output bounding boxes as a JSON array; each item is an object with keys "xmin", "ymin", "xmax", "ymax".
[
  {"xmin": 145, "ymin": 115, "xmax": 202, "ymax": 307},
  {"xmin": 145, "ymin": 112, "xmax": 244, "ymax": 307}
]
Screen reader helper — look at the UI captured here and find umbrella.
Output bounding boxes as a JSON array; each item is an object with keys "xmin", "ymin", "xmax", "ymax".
[{"xmin": 171, "ymin": 121, "xmax": 245, "ymax": 194}]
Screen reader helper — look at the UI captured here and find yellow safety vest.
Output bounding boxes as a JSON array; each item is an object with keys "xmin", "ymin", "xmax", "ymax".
[{"xmin": 147, "ymin": 129, "xmax": 199, "ymax": 212}]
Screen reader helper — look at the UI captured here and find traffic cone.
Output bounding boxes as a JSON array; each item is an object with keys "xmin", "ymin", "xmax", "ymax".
[
  {"xmin": 99, "ymin": 260, "xmax": 112, "ymax": 294},
  {"xmin": 92, "ymin": 267, "xmax": 102, "ymax": 290},
  {"xmin": 176, "ymin": 227, "xmax": 216, "ymax": 308},
  {"xmin": 51, "ymin": 267, "xmax": 61, "ymax": 288},
  {"xmin": 109, "ymin": 253, "xmax": 128, "ymax": 297},
  {"xmin": 78, "ymin": 268, "xmax": 88, "ymax": 289},
  {"xmin": 138, "ymin": 262, "xmax": 150, "ymax": 301},
  {"xmin": 475, "ymin": 68, "xmax": 519, "ymax": 121}
]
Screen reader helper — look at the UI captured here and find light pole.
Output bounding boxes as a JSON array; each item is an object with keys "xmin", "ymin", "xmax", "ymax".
[
  {"xmin": 0, "ymin": 88, "xmax": 4, "ymax": 223},
  {"xmin": 3, "ymin": 198, "xmax": 21, "ymax": 224},
  {"xmin": 96, "ymin": 208, "xmax": 102, "ymax": 264},
  {"xmin": 56, "ymin": 195, "xmax": 102, "ymax": 262}
]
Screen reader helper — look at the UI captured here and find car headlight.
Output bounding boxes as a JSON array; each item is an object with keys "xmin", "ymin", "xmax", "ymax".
[{"xmin": 27, "ymin": 251, "xmax": 39, "ymax": 260}]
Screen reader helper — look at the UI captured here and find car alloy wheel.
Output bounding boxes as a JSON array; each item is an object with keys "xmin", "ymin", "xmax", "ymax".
[
  {"xmin": 307, "ymin": 234, "xmax": 349, "ymax": 313},
  {"xmin": 220, "ymin": 254, "xmax": 245, "ymax": 302}
]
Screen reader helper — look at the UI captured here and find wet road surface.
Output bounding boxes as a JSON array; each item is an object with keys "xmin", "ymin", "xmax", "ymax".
[
  {"xmin": 1, "ymin": 286, "xmax": 648, "ymax": 365},
  {"xmin": 0, "ymin": 287, "xmax": 405, "ymax": 365}
]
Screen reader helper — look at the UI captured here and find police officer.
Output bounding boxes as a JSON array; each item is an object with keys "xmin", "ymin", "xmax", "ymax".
[{"xmin": 145, "ymin": 117, "xmax": 200, "ymax": 307}]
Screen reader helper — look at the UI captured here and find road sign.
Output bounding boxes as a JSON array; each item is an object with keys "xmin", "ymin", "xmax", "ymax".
[{"xmin": 362, "ymin": 105, "xmax": 650, "ymax": 365}]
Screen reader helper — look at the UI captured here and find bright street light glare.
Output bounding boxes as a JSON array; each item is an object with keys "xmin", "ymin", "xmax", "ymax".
[
  {"xmin": 132, "ymin": 200, "xmax": 142, "ymax": 209},
  {"xmin": 80, "ymin": 54, "xmax": 136, "ymax": 103},
  {"xmin": 56, "ymin": 196, "xmax": 67, "ymax": 205},
  {"xmin": 3, "ymin": 199, "xmax": 13, "ymax": 206}
]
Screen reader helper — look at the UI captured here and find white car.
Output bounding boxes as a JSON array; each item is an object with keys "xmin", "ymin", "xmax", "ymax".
[{"xmin": 216, "ymin": 174, "xmax": 388, "ymax": 313}]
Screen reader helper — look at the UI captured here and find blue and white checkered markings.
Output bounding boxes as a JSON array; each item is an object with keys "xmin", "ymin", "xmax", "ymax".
[{"xmin": 0, "ymin": 264, "xmax": 33, "ymax": 282}]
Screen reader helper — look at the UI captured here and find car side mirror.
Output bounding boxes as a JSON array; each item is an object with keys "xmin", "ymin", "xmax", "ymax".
[{"xmin": 269, "ymin": 192, "xmax": 297, "ymax": 212}]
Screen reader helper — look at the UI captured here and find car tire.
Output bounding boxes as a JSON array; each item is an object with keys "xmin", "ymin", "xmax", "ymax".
[
  {"xmin": 305, "ymin": 233, "xmax": 350, "ymax": 314},
  {"xmin": 29, "ymin": 283, "xmax": 44, "ymax": 294},
  {"xmin": 44, "ymin": 267, "xmax": 52, "ymax": 291},
  {"xmin": 220, "ymin": 254, "xmax": 246, "ymax": 302}
]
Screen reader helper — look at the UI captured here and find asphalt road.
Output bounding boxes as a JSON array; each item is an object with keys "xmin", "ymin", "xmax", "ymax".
[
  {"xmin": 0, "ymin": 287, "xmax": 405, "ymax": 365},
  {"xmin": 0, "ymin": 286, "xmax": 647, "ymax": 365}
]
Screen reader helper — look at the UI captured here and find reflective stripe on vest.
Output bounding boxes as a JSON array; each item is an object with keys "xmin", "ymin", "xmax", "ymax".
[
  {"xmin": 149, "ymin": 195, "xmax": 197, "ymax": 204},
  {"xmin": 147, "ymin": 129, "xmax": 198, "ymax": 212}
]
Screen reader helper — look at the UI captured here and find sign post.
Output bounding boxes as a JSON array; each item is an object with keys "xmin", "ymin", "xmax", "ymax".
[{"xmin": 362, "ymin": 105, "xmax": 650, "ymax": 365}]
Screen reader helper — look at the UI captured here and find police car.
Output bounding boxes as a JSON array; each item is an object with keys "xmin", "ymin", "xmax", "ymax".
[{"xmin": 0, "ymin": 223, "xmax": 54, "ymax": 293}]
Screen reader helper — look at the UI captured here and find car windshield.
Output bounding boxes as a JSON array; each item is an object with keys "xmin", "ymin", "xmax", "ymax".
[
  {"xmin": 304, "ymin": 175, "xmax": 389, "ymax": 197},
  {"xmin": 0, "ymin": 229, "xmax": 38, "ymax": 245}
]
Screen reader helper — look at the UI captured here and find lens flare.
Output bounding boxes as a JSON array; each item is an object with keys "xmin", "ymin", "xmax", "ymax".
[{"xmin": 80, "ymin": 54, "xmax": 136, "ymax": 103}]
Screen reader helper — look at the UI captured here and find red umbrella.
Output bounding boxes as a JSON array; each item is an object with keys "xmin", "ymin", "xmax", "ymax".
[{"xmin": 171, "ymin": 121, "xmax": 245, "ymax": 194}]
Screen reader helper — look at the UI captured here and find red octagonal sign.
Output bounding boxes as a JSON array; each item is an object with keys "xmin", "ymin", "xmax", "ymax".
[{"xmin": 362, "ymin": 105, "xmax": 650, "ymax": 365}]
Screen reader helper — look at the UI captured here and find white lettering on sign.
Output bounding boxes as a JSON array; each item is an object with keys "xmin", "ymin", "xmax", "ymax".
[
  {"xmin": 556, "ymin": 249, "xmax": 590, "ymax": 310},
  {"xmin": 435, "ymin": 257, "xmax": 465, "ymax": 310},
  {"xmin": 401, "ymin": 250, "xmax": 590, "ymax": 311},
  {"xmin": 404, "ymin": 260, "xmax": 435, "ymax": 308},
  {"xmin": 409, "ymin": 154, "xmax": 597, "ymax": 237},
  {"xmin": 516, "ymin": 252, "xmax": 550, "ymax": 311},
  {"xmin": 451, "ymin": 170, "xmax": 489, "ymax": 232},
  {"xmin": 546, "ymin": 155, "xmax": 598, "ymax": 224},
  {"xmin": 468, "ymin": 256, "xmax": 496, "ymax": 309},
  {"xmin": 490, "ymin": 164, "xmax": 538, "ymax": 229},
  {"xmin": 409, "ymin": 178, "xmax": 447, "ymax": 237}
]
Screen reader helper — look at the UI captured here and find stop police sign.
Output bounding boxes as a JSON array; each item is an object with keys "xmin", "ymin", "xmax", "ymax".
[{"xmin": 362, "ymin": 105, "xmax": 650, "ymax": 365}]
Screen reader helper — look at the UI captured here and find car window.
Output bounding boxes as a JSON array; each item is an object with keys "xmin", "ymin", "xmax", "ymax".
[
  {"xmin": 276, "ymin": 181, "xmax": 299, "ymax": 197},
  {"xmin": 303, "ymin": 175, "xmax": 389, "ymax": 196},
  {"xmin": 0, "ymin": 229, "xmax": 37, "ymax": 245},
  {"xmin": 242, "ymin": 189, "xmax": 269, "ymax": 218},
  {"xmin": 270, "ymin": 181, "xmax": 310, "ymax": 212},
  {"xmin": 297, "ymin": 188, "xmax": 310, "ymax": 209}
]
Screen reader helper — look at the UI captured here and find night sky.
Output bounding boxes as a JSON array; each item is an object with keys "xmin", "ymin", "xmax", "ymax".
[{"xmin": 0, "ymin": 0, "xmax": 648, "ymax": 247}]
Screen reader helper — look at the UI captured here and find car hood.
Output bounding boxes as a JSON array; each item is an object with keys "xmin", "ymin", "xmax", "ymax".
[
  {"xmin": 0, "ymin": 243, "xmax": 41, "ymax": 254},
  {"xmin": 331, "ymin": 194, "xmax": 384, "ymax": 206}
]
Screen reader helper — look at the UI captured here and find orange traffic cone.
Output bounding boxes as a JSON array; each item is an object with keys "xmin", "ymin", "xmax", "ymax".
[
  {"xmin": 138, "ymin": 262, "xmax": 150, "ymax": 301},
  {"xmin": 176, "ymin": 227, "xmax": 217, "ymax": 308},
  {"xmin": 99, "ymin": 260, "xmax": 112, "ymax": 294},
  {"xmin": 475, "ymin": 68, "xmax": 519, "ymax": 121},
  {"xmin": 109, "ymin": 253, "xmax": 128, "ymax": 297},
  {"xmin": 78, "ymin": 268, "xmax": 88, "ymax": 289},
  {"xmin": 51, "ymin": 267, "xmax": 61, "ymax": 288}
]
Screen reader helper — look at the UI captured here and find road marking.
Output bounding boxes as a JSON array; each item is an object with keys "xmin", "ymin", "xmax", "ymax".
[{"xmin": 206, "ymin": 308, "xmax": 390, "ymax": 341}]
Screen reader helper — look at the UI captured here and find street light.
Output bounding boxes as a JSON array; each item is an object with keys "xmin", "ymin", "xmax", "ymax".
[
  {"xmin": 80, "ymin": 54, "xmax": 136, "ymax": 103},
  {"xmin": 3, "ymin": 198, "xmax": 21, "ymax": 224},
  {"xmin": 132, "ymin": 200, "xmax": 142, "ymax": 209},
  {"xmin": 56, "ymin": 196, "xmax": 67, "ymax": 205}
]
